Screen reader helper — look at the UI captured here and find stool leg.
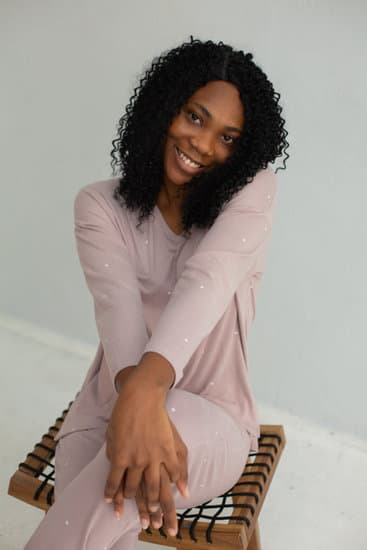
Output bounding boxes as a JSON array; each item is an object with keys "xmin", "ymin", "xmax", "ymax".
[{"xmin": 248, "ymin": 520, "xmax": 261, "ymax": 550}]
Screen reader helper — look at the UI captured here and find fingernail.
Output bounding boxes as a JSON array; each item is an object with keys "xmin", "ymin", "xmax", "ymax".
[
  {"xmin": 141, "ymin": 518, "xmax": 149, "ymax": 530},
  {"xmin": 104, "ymin": 497, "xmax": 112, "ymax": 503},
  {"xmin": 152, "ymin": 521, "xmax": 161, "ymax": 529},
  {"xmin": 168, "ymin": 528, "xmax": 177, "ymax": 537},
  {"xmin": 183, "ymin": 487, "xmax": 190, "ymax": 498},
  {"xmin": 115, "ymin": 511, "xmax": 121, "ymax": 520},
  {"xmin": 149, "ymin": 504, "xmax": 159, "ymax": 512}
]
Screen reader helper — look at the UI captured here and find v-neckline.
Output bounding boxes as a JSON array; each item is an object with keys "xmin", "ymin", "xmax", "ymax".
[{"xmin": 154, "ymin": 205, "xmax": 185, "ymax": 240}]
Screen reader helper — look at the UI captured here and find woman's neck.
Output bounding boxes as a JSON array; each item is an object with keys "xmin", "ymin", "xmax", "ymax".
[{"xmin": 158, "ymin": 182, "xmax": 186, "ymax": 212}]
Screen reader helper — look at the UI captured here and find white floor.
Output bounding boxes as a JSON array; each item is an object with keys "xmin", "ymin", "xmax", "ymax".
[{"xmin": 1, "ymin": 315, "xmax": 367, "ymax": 550}]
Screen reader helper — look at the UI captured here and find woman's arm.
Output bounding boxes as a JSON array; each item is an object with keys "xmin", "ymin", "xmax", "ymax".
[
  {"xmin": 73, "ymin": 183, "xmax": 150, "ymax": 388},
  {"xmin": 143, "ymin": 167, "xmax": 278, "ymax": 387}
]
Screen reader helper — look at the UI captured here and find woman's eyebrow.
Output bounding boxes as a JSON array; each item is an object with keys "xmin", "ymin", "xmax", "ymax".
[{"xmin": 192, "ymin": 102, "xmax": 242, "ymax": 133}]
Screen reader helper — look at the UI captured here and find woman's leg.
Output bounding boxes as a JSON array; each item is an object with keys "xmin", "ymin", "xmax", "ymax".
[
  {"xmin": 24, "ymin": 389, "xmax": 250, "ymax": 550},
  {"xmin": 165, "ymin": 389, "xmax": 250, "ymax": 510},
  {"xmin": 54, "ymin": 426, "xmax": 107, "ymax": 498}
]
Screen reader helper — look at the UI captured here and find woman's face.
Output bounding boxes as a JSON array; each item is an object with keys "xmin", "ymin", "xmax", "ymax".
[{"xmin": 162, "ymin": 80, "xmax": 245, "ymax": 191}]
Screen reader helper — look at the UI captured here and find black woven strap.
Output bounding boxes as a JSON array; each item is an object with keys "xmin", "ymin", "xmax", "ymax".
[
  {"xmin": 143, "ymin": 431, "xmax": 282, "ymax": 543},
  {"xmin": 26, "ymin": 453, "xmax": 54, "ymax": 468},
  {"xmin": 259, "ymin": 432, "xmax": 282, "ymax": 444},
  {"xmin": 35, "ymin": 442, "xmax": 55, "ymax": 454}
]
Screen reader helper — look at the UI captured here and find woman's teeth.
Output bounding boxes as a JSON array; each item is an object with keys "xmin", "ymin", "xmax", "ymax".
[{"xmin": 176, "ymin": 147, "xmax": 202, "ymax": 168}]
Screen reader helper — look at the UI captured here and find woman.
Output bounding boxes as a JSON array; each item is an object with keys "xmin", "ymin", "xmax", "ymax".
[{"xmin": 25, "ymin": 37, "xmax": 289, "ymax": 549}]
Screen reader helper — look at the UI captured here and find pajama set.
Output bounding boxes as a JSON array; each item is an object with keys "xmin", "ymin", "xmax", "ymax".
[{"xmin": 25, "ymin": 166, "xmax": 277, "ymax": 549}]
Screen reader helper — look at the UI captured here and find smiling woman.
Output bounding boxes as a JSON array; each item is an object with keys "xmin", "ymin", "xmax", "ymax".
[
  {"xmin": 111, "ymin": 38, "xmax": 288, "ymax": 239},
  {"xmin": 159, "ymin": 80, "xmax": 246, "ymax": 231},
  {"xmin": 24, "ymin": 37, "xmax": 289, "ymax": 550},
  {"xmin": 163, "ymin": 81, "xmax": 245, "ymax": 186}
]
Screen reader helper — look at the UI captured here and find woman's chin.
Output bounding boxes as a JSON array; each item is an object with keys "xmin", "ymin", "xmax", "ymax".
[{"xmin": 165, "ymin": 167, "xmax": 192, "ymax": 187}]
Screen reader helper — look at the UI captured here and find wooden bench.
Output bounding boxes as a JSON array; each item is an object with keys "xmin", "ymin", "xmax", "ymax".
[{"xmin": 8, "ymin": 402, "xmax": 285, "ymax": 549}]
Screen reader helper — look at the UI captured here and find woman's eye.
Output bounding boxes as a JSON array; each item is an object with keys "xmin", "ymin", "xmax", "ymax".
[
  {"xmin": 222, "ymin": 135, "xmax": 235, "ymax": 145},
  {"xmin": 188, "ymin": 111, "xmax": 201, "ymax": 124}
]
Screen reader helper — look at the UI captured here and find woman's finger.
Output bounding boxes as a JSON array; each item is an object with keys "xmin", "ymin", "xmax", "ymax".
[
  {"xmin": 123, "ymin": 466, "xmax": 145, "ymax": 499},
  {"xmin": 104, "ymin": 465, "xmax": 126, "ymax": 502},
  {"xmin": 113, "ymin": 483, "xmax": 124, "ymax": 519},
  {"xmin": 135, "ymin": 483, "xmax": 150, "ymax": 530},
  {"xmin": 143, "ymin": 464, "xmax": 161, "ymax": 512},
  {"xmin": 168, "ymin": 419, "xmax": 190, "ymax": 498},
  {"xmin": 165, "ymin": 453, "xmax": 181, "ymax": 485},
  {"xmin": 159, "ymin": 464, "xmax": 178, "ymax": 537},
  {"xmin": 140, "ymin": 475, "xmax": 163, "ymax": 529},
  {"xmin": 176, "ymin": 444, "xmax": 189, "ymax": 498}
]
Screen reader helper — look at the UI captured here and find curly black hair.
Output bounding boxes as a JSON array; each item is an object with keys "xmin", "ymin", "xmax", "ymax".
[{"xmin": 111, "ymin": 37, "xmax": 289, "ymax": 238}]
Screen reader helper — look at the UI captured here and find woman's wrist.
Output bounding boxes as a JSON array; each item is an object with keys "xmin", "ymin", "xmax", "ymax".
[
  {"xmin": 115, "ymin": 365, "xmax": 136, "ymax": 393},
  {"xmin": 135, "ymin": 352, "xmax": 175, "ymax": 393}
]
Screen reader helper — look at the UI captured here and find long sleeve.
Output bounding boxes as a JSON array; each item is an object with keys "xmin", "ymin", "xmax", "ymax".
[
  {"xmin": 74, "ymin": 185, "xmax": 149, "ymax": 386},
  {"xmin": 143, "ymin": 167, "xmax": 277, "ymax": 387}
]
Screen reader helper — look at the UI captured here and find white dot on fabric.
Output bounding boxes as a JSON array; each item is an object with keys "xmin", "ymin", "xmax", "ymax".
[
  {"xmin": 202, "ymin": 457, "xmax": 208, "ymax": 463},
  {"xmin": 209, "ymin": 381, "xmax": 215, "ymax": 386},
  {"xmin": 200, "ymin": 284, "xmax": 204, "ymax": 289},
  {"xmin": 234, "ymin": 331, "xmax": 239, "ymax": 335},
  {"xmin": 171, "ymin": 407, "xmax": 176, "ymax": 413},
  {"xmin": 104, "ymin": 263, "xmax": 110, "ymax": 268},
  {"xmin": 264, "ymin": 225, "xmax": 268, "ymax": 232},
  {"xmin": 184, "ymin": 338, "xmax": 189, "ymax": 343},
  {"xmin": 242, "ymin": 237, "xmax": 247, "ymax": 243},
  {"xmin": 215, "ymin": 431, "xmax": 219, "ymax": 436},
  {"xmin": 167, "ymin": 290, "xmax": 172, "ymax": 295},
  {"xmin": 145, "ymin": 240, "xmax": 149, "ymax": 244},
  {"xmin": 267, "ymin": 194, "xmax": 272, "ymax": 200},
  {"xmin": 65, "ymin": 520, "xmax": 69, "ymax": 526},
  {"xmin": 200, "ymin": 483, "xmax": 205, "ymax": 488}
]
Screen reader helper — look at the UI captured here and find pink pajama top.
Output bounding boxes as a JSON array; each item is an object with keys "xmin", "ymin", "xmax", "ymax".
[{"xmin": 56, "ymin": 167, "xmax": 277, "ymax": 452}]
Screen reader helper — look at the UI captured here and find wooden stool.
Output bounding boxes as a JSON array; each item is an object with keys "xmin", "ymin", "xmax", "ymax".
[{"xmin": 8, "ymin": 402, "xmax": 285, "ymax": 549}]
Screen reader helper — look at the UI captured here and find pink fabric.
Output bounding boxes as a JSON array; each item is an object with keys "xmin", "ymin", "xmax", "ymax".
[
  {"xmin": 25, "ymin": 389, "xmax": 251, "ymax": 550},
  {"xmin": 24, "ymin": 166, "xmax": 277, "ymax": 549},
  {"xmin": 55, "ymin": 166, "xmax": 277, "ymax": 452}
]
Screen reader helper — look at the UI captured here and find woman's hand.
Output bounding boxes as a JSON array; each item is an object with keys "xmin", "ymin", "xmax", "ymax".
[
  {"xmin": 104, "ymin": 365, "xmax": 180, "ymax": 519},
  {"xmin": 135, "ymin": 417, "xmax": 189, "ymax": 534}
]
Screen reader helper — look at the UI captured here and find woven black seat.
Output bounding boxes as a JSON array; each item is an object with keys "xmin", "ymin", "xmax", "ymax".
[{"xmin": 8, "ymin": 402, "xmax": 285, "ymax": 549}]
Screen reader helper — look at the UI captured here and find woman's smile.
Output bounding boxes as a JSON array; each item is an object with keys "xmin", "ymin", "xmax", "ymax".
[{"xmin": 174, "ymin": 145, "xmax": 205, "ymax": 174}]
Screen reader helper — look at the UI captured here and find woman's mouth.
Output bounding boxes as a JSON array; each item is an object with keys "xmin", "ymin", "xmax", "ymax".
[{"xmin": 174, "ymin": 146, "xmax": 204, "ymax": 174}]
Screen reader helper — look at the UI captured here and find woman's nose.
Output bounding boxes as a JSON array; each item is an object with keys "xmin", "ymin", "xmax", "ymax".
[{"xmin": 191, "ymin": 131, "xmax": 215, "ymax": 158}]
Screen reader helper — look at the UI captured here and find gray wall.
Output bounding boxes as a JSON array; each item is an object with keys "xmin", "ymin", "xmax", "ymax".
[{"xmin": 1, "ymin": 1, "xmax": 366, "ymax": 438}]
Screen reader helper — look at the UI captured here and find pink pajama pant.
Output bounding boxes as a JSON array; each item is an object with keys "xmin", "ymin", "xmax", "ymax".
[{"xmin": 24, "ymin": 388, "xmax": 251, "ymax": 550}]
